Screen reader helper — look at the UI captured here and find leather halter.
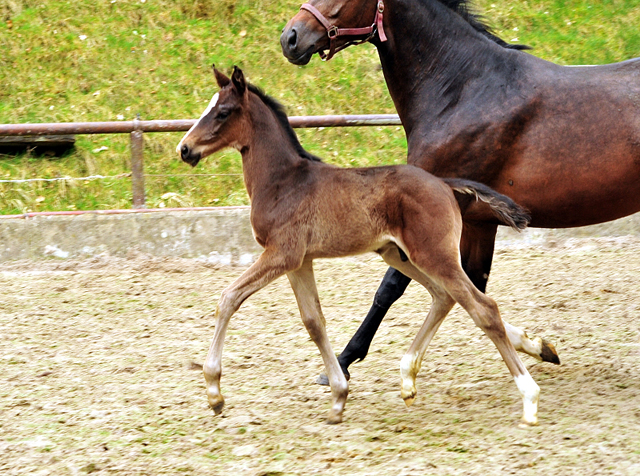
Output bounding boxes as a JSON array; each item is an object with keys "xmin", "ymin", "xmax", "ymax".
[{"xmin": 300, "ymin": 1, "xmax": 387, "ymax": 61}]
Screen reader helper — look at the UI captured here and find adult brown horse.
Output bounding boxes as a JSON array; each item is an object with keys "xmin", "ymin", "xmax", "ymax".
[
  {"xmin": 177, "ymin": 66, "xmax": 539, "ymax": 425},
  {"xmin": 281, "ymin": 0, "xmax": 640, "ymax": 383}
]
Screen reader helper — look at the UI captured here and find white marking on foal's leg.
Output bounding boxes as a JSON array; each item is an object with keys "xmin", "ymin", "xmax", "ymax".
[
  {"xmin": 505, "ymin": 322, "xmax": 543, "ymax": 360},
  {"xmin": 176, "ymin": 92, "xmax": 219, "ymax": 153},
  {"xmin": 504, "ymin": 322, "xmax": 560, "ymax": 364},
  {"xmin": 514, "ymin": 373, "xmax": 540, "ymax": 426},
  {"xmin": 400, "ymin": 353, "xmax": 419, "ymax": 406}
]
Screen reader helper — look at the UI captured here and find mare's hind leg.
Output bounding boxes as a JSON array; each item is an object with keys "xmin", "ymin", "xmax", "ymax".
[
  {"xmin": 505, "ymin": 322, "xmax": 560, "ymax": 364},
  {"xmin": 204, "ymin": 250, "xmax": 297, "ymax": 416},
  {"xmin": 287, "ymin": 260, "xmax": 349, "ymax": 424},
  {"xmin": 461, "ymin": 223, "xmax": 560, "ymax": 365}
]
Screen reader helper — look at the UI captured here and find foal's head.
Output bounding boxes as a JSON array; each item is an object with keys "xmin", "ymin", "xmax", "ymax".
[
  {"xmin": 177, "ymin": 66, "xmax": 249, "ymax": 167},
  {"xmin": 178, "ymin": 66, "xmax": 321, "ymax": 166}
]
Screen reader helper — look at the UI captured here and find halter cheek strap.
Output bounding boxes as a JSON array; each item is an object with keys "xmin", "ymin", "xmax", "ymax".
[{"xmin": 300, "ymin": 1, "xmax": 387, "ymax": 61}]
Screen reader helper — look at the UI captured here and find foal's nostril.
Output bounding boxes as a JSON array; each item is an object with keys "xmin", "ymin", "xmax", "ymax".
[
  {"xmin": 287, "ymin": 28, "xmax": 298, "ymax": 49},
  {"xmin": 180, "ymin": 144, "xmax": 189, "ymax": 159}
]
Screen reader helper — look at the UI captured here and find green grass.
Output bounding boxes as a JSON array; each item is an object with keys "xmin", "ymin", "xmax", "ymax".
[{"xmin": 1, "ymin": 0, "xmax": 640, "ymax": 214}]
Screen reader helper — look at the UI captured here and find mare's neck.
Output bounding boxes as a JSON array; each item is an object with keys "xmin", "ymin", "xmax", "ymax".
[
  {"xmin": 240, "ymin": 94, "xmax": 309, "ymax": 201},
  {"xmin": 374, "ymin": 0, "xmax": 524, "ymax": 138}
]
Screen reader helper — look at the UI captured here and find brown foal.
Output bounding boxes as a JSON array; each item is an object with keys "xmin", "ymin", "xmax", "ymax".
[{"xmin": 177, "ymin": 66, "xmax": 540, "ymax": 425}]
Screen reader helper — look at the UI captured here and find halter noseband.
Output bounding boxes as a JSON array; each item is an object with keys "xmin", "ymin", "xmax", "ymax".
[{"xmin": 299, "ymin": 1, "xmax": 387, "ymax": 61}]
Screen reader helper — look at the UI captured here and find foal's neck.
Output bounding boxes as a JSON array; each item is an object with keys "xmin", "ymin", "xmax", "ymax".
[{"xmin": 240, "ymin": 94, "xmax": 310, "ymax": 201}]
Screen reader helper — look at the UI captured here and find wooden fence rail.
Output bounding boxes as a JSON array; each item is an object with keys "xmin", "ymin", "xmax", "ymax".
[{"xmin": 0, "ymin": 114, "xmax": 401, "ymax": 208}]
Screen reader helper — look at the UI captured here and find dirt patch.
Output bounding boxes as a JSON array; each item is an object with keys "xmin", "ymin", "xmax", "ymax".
[{"xmin": 1, "ymin": 238, "xmax": 639, "ymax": 475}]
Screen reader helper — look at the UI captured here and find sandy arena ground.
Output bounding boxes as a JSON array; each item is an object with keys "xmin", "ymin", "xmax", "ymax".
[{"xmin": 1, "ymin": 237, "xmax": 639, "ymax": 475}]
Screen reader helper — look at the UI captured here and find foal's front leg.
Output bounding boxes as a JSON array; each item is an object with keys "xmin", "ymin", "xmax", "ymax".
[
  {"xmin": 204, "ymin": 251, "xmax": 292, "ymax": 415},
  {"xmin": 287, "ymin": 260, "xmax": 349, "ymax": 424}
]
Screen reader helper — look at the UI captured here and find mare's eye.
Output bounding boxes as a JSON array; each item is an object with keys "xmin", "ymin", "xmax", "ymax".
[{"xmin": 217, "ymin": 110, "xmax": 231, "ymax": 120}]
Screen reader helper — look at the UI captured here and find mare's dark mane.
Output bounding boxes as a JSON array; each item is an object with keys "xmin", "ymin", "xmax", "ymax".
[
  {"xmin": 437, "ymin": 0, "xmax": 530, "ymax": 50},
  {"xmin": 247, "ymin": 83, "xmax": 322, "ymax": 162}
]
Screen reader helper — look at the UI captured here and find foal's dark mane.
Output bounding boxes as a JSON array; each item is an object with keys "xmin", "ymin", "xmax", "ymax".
[
  {"xmin": 436, "ymin": 0, "xmax": 530, "ymax": 50},
  {"xmin": 247, "ymin": 83, "xmax": 322, "ymax": 162}
]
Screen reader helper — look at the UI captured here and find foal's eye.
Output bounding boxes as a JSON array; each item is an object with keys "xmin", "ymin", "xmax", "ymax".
[{"xmin": 217, "ymin": 110, "xmax": 231, "ymax": 120}]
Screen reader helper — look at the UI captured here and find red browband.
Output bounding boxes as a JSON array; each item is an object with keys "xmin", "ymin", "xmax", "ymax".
[{"xmin": 300, "ymin": 1, "xmax": 387, "ymax": 61}]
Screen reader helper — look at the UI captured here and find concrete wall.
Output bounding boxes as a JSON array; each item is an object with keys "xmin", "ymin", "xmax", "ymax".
[
  {"xmin": 0, "ymin": 208, "xmax": 262, "ymax": 265},
  {"xmin": 1, "ymin": 208, "xmax": 639, "ymax": 264}
]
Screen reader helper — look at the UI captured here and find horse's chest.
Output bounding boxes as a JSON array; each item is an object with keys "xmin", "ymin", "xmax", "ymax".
[
  {"xmin": 249, "ymin": 213, "xmax": 270, "ymax": 248},
  {"xmin": 407, "ymin": 131, "xmax": 509, "ymax": 184}
]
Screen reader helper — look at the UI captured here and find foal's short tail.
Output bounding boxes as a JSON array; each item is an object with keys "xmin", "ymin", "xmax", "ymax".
[{"xmin": 443, "ymin": 178, "xmax": 530, "ymax": 231}]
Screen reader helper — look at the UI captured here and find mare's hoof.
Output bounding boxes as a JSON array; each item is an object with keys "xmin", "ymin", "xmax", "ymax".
[
  {"xmin": 540, "ymin": 339, "xmax": 560, "ymax": 365},
  {"xmin": 315, "ymin": 370, "xmax": 350, "ymax": 387},
  {"xmin": 208, "ymin": 395, "xmax": 225, "ymax": 415}
]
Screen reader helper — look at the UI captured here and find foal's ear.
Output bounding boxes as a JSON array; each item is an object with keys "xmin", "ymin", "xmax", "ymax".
[
  {"xmin": 231, "ymin": 66, "xmax": 247, "ymax": 96},
  {"xmin": 213, "ymin": 64, "xmax": 231, "ymax": 88}
]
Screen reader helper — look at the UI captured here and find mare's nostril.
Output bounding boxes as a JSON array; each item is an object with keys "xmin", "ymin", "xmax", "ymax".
[
  {"xmin": 287, "ymin": 28, "xmax": 298, "ymax": 49},
  {"xmin": 181, "ymin": 144, "xmax": 189, "ymax": 159}
]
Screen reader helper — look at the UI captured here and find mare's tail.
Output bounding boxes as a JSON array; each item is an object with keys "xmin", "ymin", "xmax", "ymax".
[{"xmin": 442, "ymin": 178, "xmax": 530, "ymax": 231}]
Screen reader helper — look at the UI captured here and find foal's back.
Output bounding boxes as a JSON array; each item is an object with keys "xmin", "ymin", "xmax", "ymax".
[{"xmin": 288, "ymin": 162, "xmax": 461, "ymax": 260}]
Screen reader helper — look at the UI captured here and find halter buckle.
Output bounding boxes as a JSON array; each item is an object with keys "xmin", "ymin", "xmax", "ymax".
[
  {"xmin": 328, "ymin": 25, "xmax": 339, "ymax": 39},
  {"xmin": 378, "ymin": 1, "xmax": 384, "ymax": 13}
]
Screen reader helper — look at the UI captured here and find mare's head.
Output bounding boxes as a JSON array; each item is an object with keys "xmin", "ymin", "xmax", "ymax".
[
  {"xmin": 281, "ymin": 0, "xmax": 527, "ymax": 64},
  {"xmin": 281, "ymin": 0, "xmax": 383, "ymax": 64},
  {"xmin": 177, "ymin": 66, "xmax": 249, "ymax": 167}
]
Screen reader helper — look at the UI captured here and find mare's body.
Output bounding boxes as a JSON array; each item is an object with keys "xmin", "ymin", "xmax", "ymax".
[
  {"xmin": 176, "ymin": 66, "xmax": 540, "ymax": 425},
  {"xmin": 281, "ymin": 0, "xmax": 640, "ymax": 377}
]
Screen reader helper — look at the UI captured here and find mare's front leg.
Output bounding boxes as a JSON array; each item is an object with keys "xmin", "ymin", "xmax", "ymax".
[
  {"xmin": 204, "ymin": 250, "xmax": 294, "ymax": 415},
  {"xmin": 287, "ymin": 260, "xmax": 349, "ymax": 424},
  {"xmin": 316, "ymin": 267, "xmax": 411, "ymax": 385},
  {"xmin": 461, "ymin": 223, "xmax": 560, "ymax": 365}
]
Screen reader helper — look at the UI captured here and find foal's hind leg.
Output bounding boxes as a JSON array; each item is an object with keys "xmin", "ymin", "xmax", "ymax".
[
  {"xmin": 438, "ymin": 266, "xmax": 540, "ymax": 426},
  {"xmin": 287, "ymin": 260, "xmax": 349, "ymax": 424},
  {"xmin": 203, "ymin": 250, "xmax": 296, "ymax": 416},
  {"xmin": 378, "ymin": 245, "xmax": 455, "ymax": 406},
  {"xmin": 461, "ymin": 223, "xmax": 560, "ymax": 365},
  {"xmin": 505, "ymin": 322, "xmax": 560, "ymax": 365}
]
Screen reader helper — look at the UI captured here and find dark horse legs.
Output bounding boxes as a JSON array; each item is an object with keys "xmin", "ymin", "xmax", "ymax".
[{"xmin": 338, "ymin": 268, "xmax": 412, "ymax": 377}]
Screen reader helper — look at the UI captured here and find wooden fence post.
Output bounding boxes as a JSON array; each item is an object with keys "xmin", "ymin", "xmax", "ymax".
[{"xmin": 130, "ymin": 115, "xmax": 146, "ymax": 209}]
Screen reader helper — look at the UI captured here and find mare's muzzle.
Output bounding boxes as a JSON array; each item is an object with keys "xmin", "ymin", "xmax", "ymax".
[{"xmin": 281, "ymin": 16, "xmax": 325, "ymax": 65}]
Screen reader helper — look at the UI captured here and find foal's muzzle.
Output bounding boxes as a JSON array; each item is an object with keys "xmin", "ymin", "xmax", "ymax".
[{"xmin": 180, "ymin": 144, "xmax": 201, "ymax": 167}]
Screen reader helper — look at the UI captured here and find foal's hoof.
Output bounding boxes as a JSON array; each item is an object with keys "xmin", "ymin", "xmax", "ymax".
[
  {"xmin": 518, "ymin": 417, "xmax": 539, "ymax": 428},
  {"xmin": 208, "ymin": 395, "xmax": 225, "ymax": 415},
  {"xmin": 540, "ymin": 339, "xmax": 561, "ymax": 365},
  {"xmin": 403, "ymin": 396, "xmax": 416, "ymax": 407},
  {"xmin": 401, "ymin": 387, "xmax": 417, "ymax": 407},
  {"xmin": 325, "ymin": 410, "xmax": 343, "ymax": 425},
  {"xmin": 315, "ymin": 370, "xmax": 350, "ymax": 387}
]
